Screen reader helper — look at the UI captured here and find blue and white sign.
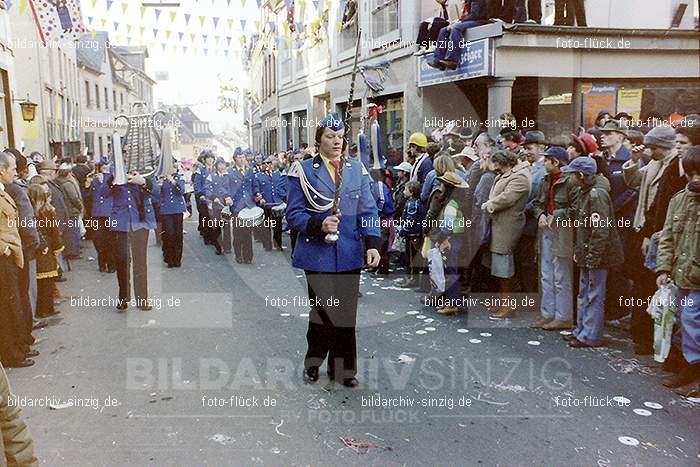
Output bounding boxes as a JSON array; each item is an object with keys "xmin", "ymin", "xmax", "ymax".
[{"xmin": 417, "ymin": 38, "xmax": 494, "ymax": 87}]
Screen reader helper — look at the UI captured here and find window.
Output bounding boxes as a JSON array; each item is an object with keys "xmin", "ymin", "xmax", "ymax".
[
  {"xmin": 338, "ymin": 0, "xmax": 359, "ymax": 53},
  {"xmin": 371, "ymin": 0, "xmax": 399, "ymax": 42},
  {"xmin": 104, "ymin": 87, "xmax": 109, "ymax": 110},
  {"xmin": 113, "ymin": 90, "xmax": 117, "ymax": 111},
  {"xmin": 98, "ymin": 136, "xmax": 103, "ymax": 157},
  {"xmin": 120, "ymin": 92, "xmax": 124, "ymax": 109},
  {"xmin": 293, "ymin": 110, "xmax": 308, "ymax": 148},
  {"xmin": 95, "ymin": 84, "xmax": 100, "ymax": 109},
  {"xmin": 85, "ymin": 80, "xmax": 91, "ymax": 107}
]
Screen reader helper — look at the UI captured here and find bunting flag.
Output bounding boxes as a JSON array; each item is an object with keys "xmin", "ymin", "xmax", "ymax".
[
  {"xmin": 121, "ymin": 2, "xmax": 127, "ymax": 14},
  {"xmin": 165, "ymin": 30, "xmax": 172, "ymax": 40},
  {"xmin": 227, "ymin": 18, "xmax": 234, "ymax": 31},
  {"xmin": 226, "ymin": 36, "xmax": 232, "ymax": 46},
  {"xmin": 169, "ymin": 11, "xmax": 176, "ymax": 23},
  {"xmin": 184, "ymin": 13, "xmax": 191, "ymax": 24},
  {"xmin": 154, "ymin": 9, "xmax": 161, "ymax": 21},
  {"xmin": 202, "ymin": 34, "xmax": 208, "ymax": 43},
  {"xmin": 126, "ymin": 24, "xmax": 132, "ymax": 33},
  {"xmin": 178, "ymin": 32, "xmax": 184, "ymax": 42},
  {"xmin": 212, "ymin": 17, "xmax": 219, "ymax": 29},
  {"xmin": 240, "ymin": 19, "xmax": 246, "ymax": 32},
  {"xmin": 27, "ymin": 0, "xmax": 87, "ymax": 45},
  {"xmin": 105, "ymin": 0, "xmax": 113, "ymax": 11},
  {"xmin": 199, "ymin": 16, "xmax": 206, "ymax": 28}
]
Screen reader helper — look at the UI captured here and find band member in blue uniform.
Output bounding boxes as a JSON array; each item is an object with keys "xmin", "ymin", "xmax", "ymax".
[
  {"xmin": 205, "ymin": 157, "xmax": 232, "ymax": 255},
  {"xmin": 109, "ymin": 171, "xmax": 158, "ymax": 311},
  {"xmin": 254, "ymin": 156, "xmax": 287, "ymax": 251},
  {"xmin": 158, "ymin": 161, "xmax": 187, "ymax": 268},
  {"xmin": 193, "ymin": 151, "xmax": 215, "ymax": 246},
  {"xmin": 230, "ymin": 151, "xmax": 257, "ymax": 263},
  {"xmin": 369, "ymin": 169, "xmax": 395, "ymax": 274},
  {"xmin": 286, "ymin": 113, "xmax": 381, "ymax": 387},
  {"xmin": 88, "ymin": 157, "xmax": 115, "ymax": 273}
]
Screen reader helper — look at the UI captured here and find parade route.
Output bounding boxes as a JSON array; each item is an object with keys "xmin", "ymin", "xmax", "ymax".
[{"xmin": 7, "ymin": 220, "xmax": 699, "ymax": 466}]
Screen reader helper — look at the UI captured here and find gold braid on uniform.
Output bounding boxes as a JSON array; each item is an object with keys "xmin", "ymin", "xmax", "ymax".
[{"xmin": 289, "ymin": 161, "xmax": 334, "ymax": 213}]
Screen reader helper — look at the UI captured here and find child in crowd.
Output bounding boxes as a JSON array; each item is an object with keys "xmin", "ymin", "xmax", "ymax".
[
  {"xmin": 562, "ymin": 157, "xmax": 622, "ymax": 348},
  {"xmin": 397, "ymin": 180, "xmax": 424, "ymax": 287},
  {"xmin": 28, "ymin": 184, "xmax": 64, "ymax": 318}
]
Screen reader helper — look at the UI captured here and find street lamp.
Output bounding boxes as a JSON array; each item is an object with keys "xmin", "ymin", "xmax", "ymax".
[{"xmin": 13, "ymin": 94, "xmax": 38, "ymax": 122}]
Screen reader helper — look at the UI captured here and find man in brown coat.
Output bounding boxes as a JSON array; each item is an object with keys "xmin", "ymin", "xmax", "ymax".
[{"xmin": 0, "ymin": 364, "xmax": 38, "ymax": 466}]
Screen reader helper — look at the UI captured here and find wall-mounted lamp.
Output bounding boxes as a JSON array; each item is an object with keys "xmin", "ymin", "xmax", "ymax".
[{"xmin": 13, "ymin": 94, "xmax": 38, "ymax": 122}]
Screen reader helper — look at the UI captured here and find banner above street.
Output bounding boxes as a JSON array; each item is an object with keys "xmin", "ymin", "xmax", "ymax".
[{"xmin": 417, "ymin": 38, "xmax": 494, "ymax": 88}]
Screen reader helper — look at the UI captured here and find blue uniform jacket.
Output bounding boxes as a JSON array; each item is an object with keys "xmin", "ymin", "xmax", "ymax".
[
  {"xmin": 108, "ymin": 179, "xmax": 157, "ymax": 232},
  {"xmin": 205, "ymin": 171, "xmax": 232, "ymax": 207},
  {"xmin": 229, "ymin": 167, "xmax": 256, "ymax": 213},
  {"xmin": 159, "ymin": 177, "xmax": 187, "ymax": 215},
  {"xmin": 193, "ymin": 166, "xmax": 210, "ymax": 195},
  {"xmin": 90, "ymin": 173, "xmax": 113, "ymax": 217},
  {"xmin": 399, "ymin": 197, "xmax": 424, "ymax": 237},
  {"xmin": 254, "ymin": 170, "xmax": 287, "ymax": 205},
  {"xmin": 370, "ymin": 180, "xmax": 394, "ymax": 220},
  {"xmin": 287, "ymin": 155, "xmax": 381, "ymax": 272}
]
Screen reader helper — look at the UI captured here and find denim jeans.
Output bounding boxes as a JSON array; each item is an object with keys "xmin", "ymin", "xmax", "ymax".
[
  {"xmin": 678, "ymin": 289, "xmax": 700, "ymax": 364},
  {"xmin": 573, "ymin": 268, "xmax": 608, "ymax": 346},
  {"xmin": 539, "ymin": 228, "xmax": 573, "ymax": 321},
  {"xmin": 64, "ymin": 217, "xmax": 81, "ymax": 256},
  {"xmin": 432, "ymin": 20, "xmax": 485, "ymax": 64}
]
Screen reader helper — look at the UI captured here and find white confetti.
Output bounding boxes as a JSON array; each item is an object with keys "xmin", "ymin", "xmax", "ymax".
[
  {"xmin": 480, "ymin": 332, "xmax": 492, "ymax": 337},
  {"xmin": 612, "ymin": 396, "xmax": 631, "ymax": 405},
  {"xmin": 366, "ymin": 291, "xmax": 375, "ymax": 295},
  {"xmin": 376, "ymin": 278, "xmax": 385, "ymax": 281},
  {"xmin": 425, "ymin": 327, "xmax": 436, "ymax": 331},
  {"xmin": 643, "ymin": 402, "xmax": 663, "ymax": 410},
  {"xmin": 469, "ymin": 339, "xmax": 482, "ymax": 344},
  {"xmin": 618, "ymin": 436, "xmax": 639, "ymax": 447},
  {"xmin": 280, "ymin": 313, "xmax": 290, "ymax": 317},
  {"xmin": 299, "ymin": 313, "xmax": 309, "ymax": 318},
  {"xmin": 397, "ymin": 354, "xmax": 416, "ymax": 363},
  {"xmin": 384, "ymin": 311, "xmax": 395, "ymax": 316},
  {"xmin": 416, "ymin": 315, "xmax": 427, "ymax": 319},
  {"xmin": 527, "ymin": 341, "xmax": 541, "ymax": 346},
  {"xmin": 559, "ymin": 330, "xmax": 572, "ymax": 335},
  {"xmin": 423, "ymin": 318, "xmax": 434, "ymax": 323},
  {"xmin": 633, "ymin": 409, "xmax": 652, "ymax": 416},
  {"xmin": 407, "ymin": 311, "xmax": 419, "ymax": 315},
  {"xmin": 457, "ymin": 329, "xmax": 469, "ymax": 333},
  {"xmin": 415, "ymin": 330, "xmax": 427, "ymax": 335}
]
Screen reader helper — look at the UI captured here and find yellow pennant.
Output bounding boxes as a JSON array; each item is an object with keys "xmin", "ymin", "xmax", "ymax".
[
  {"xmin": 170, "ymin": 12, "xmax": 177, "ymax": 23},
  {"xmin": 19, "ymin": 0, "xmax": 27, "ymax": 16},
  {"xmin": 126, "ymin": 24, "xmax": 132, "ymax": 33},
  {"xmin": 121, "ymin": 2, "xmax": 128, "ymax": 14},
  {"xmin": 199, "ymin": 16, "xmax": 206, "ymax": 28},
  {"xmin": 165, "ymin": 30, "xmax": 172, "ymax": 40}
]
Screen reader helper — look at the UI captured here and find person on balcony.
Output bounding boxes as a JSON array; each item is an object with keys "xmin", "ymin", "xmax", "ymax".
[{"xmin": 428, "ymin": 0, "xmax": 488, "ymax": 71}]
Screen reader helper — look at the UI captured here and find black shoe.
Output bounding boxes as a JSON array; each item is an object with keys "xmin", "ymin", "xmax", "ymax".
[
  {"xmin": 342, "ymin": 377, "xmax": 359, "ymax": 388},
  {"xmin": 569, "ymin": 340, "xmax": 597, "ymax": 348},
  {"xmin": 99, "ymin": 265, "xmax": 107, "ymax": 273},
  {"xmin": 440, "ymin": 59, "xmax": 458, "ymax": 70},
  {"xmin": 662, "ymin": 362, "xmax": 700, "ymax": 388},
  {"xmin": 215, "ymin": 250, "xmax": 224, "ymax": 255},
  {"xmin": 138, "ymin": 305, "xmax": 153, "ymax": 311},
  {"xmin": 427, "ymin": 61, "xmax": 445, "ymax": 70},
  {"xmin": 32, "ymin": 319, "xmax": 49, "ymax": 330},
  {"xmin": 26, "ymin": 350, "xmax": 40, "ymax": 358},
  {"xmin": 235, "ymin": 257, "xmax": 243, "ymax": 263},
  {"xmin": 55, "ymin": 276, "xmax": 67, "ymax": 283},
  {"xmin": 116, "ymin": 301, "xmax": 128, "ymax": 312},
  {"xmin": 107, "ymin": 268, "xmax": 116, "ymax": 274},
  {"xmin": 6, "ymin": 358, "xmax": 35, "ymax": 368},
  {"xmin": 303, "ymin": 366, "xmax": 319, "ymax": 383}
]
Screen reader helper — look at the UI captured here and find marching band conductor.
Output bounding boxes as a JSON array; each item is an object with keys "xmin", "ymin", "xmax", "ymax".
[{"xmin": 286, "ymin": 113, "xmax": 381, "ymax": 387}]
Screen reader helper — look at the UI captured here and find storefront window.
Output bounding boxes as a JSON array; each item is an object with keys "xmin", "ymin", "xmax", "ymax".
[{"xmin": 376, "ymin": 95, "xmax": 404, "ymax": 168}]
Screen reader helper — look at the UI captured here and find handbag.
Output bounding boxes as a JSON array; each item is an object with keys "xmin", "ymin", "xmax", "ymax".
[{"xmin": 428, "ymin": 246, "xmax": 446, "ymax": 296}]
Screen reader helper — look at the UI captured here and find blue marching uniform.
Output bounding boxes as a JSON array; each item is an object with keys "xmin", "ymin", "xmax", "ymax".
[
  {"xmin": 193, "ymin": 165, "xmax": 214, "ymax": 243},
  {"xmin": 254, "ymin": 167, "xmax": 288, "ymax": 250},
  {"xmin": 108, "ymin": 178, "xmax": 157, "ymax": 309},
  {"xmin": 89, "ymin": 172, "xmax": 114, "ymax": 272},
  {"xmin": 229, "ymin": 166, "xmax": 257, "ymax": 263},
  {"xmin": 205, "ymin": 169, "xmax": 232, "ymax": 254},
  {"xmin": 287, "ymin": 152, "xmax": 381, "ymax": 382},
  {"xmin": 159, "ymin": 176, "xmax": 187, "ymax": 267}
]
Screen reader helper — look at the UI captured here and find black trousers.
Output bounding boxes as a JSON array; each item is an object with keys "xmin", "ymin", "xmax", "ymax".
[
  {"xmin": 93, "ymin": 217, "xmax": 115, "ymax": 271},
  {"xmin": 161, "ymin": 213, "xmax": 184, "ymax": 267},
  {"xmin": 554, "ymin": 0, "xmax": 587, "ymax": 26},
  {"xmin": 304, "ymin": 269, "xmax": 361, "ymax": 380},
  {"xmin": 514, "ymin": 233, "xmax": 538, "ymax": 294},
  {"xmin": 184, "ymin": 193, "xmax": 193, "ymax": 215},
  {"xmin": 261, "ymin": 206, "xmax": 284, "ymax": 250},
  {"xmin": 114, "ymin": 229, "xmax": 150, "ymax": 305},
  {"xmin": 0, "ymin": 256, "xmax": 28, "ymax": 364},
  {"xmin": 17, "ymin": 257, "xmax": 34, "ymax": 346},
  {"xmin": 196, "ymin": 194, "xmax": 212, "ymax": 242},
  {"xmin": 232, "ymin": 217, "xmax": 253, "ymax": 263},
  {"xmin": 629, "ymin": 231, "xmax": 655, "ymax": 350},
  {"xmin": 37, "ymin": 277, "xmax": 55, "ymax": 317},
  {"xmin": 290, "ymin": 229, "xmax": 299, "ymax": 254},
  {"xmin": 417, "ymin": 17, "xmax": 449, "ymax": 48}
]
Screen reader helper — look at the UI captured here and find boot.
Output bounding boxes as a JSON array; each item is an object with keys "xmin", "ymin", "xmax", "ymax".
[
  {"xmin": 662, "ymin": 362, "xmax": 700, "ymax": 388},
  {"xmin": 437, "ymin": 306, "xmax": 460, "ymax": 316},
  {"xmin": 542, "ymin": 319, "xmax": 574, "ymax": 330},
  {"xmin": 529, "ymin": 316, "xmax": 553, "ymax": 328},
  {"xmin": 489, "ymin": 278, "xmax": 515, "ymax": 319}
]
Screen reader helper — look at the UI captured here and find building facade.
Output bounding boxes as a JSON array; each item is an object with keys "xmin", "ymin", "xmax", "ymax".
[
  {"xmin": 0, "ymin": 0, "xmax": 19, "ymax": 150},
  {"xmin": 249, "ymin": 0, "xmax": 698, "ymax": 164},
  {"xmin": 10, "ymin": 1, "xmax": 83, "ymax": 158}
]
